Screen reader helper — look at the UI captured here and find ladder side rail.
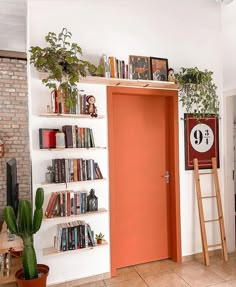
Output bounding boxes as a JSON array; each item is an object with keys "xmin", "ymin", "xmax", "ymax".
[
  {"xmin": 193, "ymin": 158, "xmax": 210, "ymax": 266},
  {"xmin": 212, "ymin": 157, "xmax": 228, "ymax": 261}
]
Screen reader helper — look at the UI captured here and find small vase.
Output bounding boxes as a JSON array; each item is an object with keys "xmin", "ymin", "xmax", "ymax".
[
  {"xmin": 96, "ymin": 239, "xmax": 103, "ymax": 245},
  {"xmin": 45, "ymin": 172, "xmax": 54, "ymax": 183}
]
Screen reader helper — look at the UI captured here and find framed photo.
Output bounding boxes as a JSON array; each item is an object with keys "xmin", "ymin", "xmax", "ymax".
[
  {"xmin": 129, "ymin": 55, "xmax": 150, "ymax": 80},
  {"xmin": 150, "ymin": 57, "xmax": 168, "ymax": 81},
  {"xmin": 39, "ymin": 128, "xmax": 59, "ymax": 149},
  {"xmin": 184, "ymin": 114, "xmax": 219, "ymax": 170}
]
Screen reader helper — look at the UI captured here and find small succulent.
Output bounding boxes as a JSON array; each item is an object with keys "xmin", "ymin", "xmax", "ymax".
[{"xmin": 95, "ymin": 232, "xmax": 104, "ymax": 240}]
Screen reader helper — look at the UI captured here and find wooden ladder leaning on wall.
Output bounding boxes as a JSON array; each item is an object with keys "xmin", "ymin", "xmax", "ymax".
[{"xmin": 193, "ymin": 157, "xmax": 228, "ymax": 266}]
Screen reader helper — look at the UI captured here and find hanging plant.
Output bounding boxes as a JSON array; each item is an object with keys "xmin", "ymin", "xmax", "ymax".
[
  {"xmin": 29, "ymin": 28, "xmax": 101, "ymax": 109},
  {"xmin": 175, "ymin": 67, "xmax": 220, "ymax": 118}
]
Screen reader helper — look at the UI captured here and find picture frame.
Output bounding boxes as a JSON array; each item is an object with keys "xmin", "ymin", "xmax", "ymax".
[
  {"xmin": 129, "ymin": 55, "xmax": 150, "ymax": 80},
  {"xmin": 184, "ymin": 114, "xmax": 219, "ymax": 170},
  {"xmin": 150, "ymin": 57, "xmax": 169, "ymax": 81},
  {"xmin": 39, "ymin": 128, "xmax": 59, "ymax": 149}
]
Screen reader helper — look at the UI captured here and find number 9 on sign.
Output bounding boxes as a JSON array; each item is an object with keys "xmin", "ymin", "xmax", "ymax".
[{"xmin": 190, "ymin": 123, "xmax": 214, "ymax": 153}]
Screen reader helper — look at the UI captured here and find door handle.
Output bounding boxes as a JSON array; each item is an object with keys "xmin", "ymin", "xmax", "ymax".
[{"xmin": 162, "ymin": 171, "xmax": 170, "ymax": 184}]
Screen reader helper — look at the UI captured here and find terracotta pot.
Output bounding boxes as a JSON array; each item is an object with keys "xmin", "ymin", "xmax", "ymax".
[
  {"xmin": 15, "ymin": 264, "xmax": 49, "ymax": 287},
  {"xmin": 97, "ymin": 239, "xmax": 103, "ymax": 244}
]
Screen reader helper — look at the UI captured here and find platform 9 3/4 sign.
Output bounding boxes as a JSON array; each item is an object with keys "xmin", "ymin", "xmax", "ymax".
[{"xmin": 184, "ymin": 114, "xmax": 219, "ymax": 170}]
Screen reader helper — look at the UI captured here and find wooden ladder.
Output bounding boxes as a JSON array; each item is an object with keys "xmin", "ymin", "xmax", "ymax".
[{"xmin": 193, "ymin": 157, "xmax": 228, "ymax": 266}]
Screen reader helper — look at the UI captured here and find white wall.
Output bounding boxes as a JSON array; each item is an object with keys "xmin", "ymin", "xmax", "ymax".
[
  {"xmin": 222, "ymin": 2, "xmax": 236, "ymax": 91},
  {"xmin": 28, "ymin": 0, "xmax": 224, "ymax": 284}
]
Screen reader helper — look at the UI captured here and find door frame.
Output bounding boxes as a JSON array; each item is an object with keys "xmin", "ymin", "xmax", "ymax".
[
  {"xmin": 107, "ymin": 86, "xmax": 182, "ymax": 275},
  {"xmin": 223, "ymin": 89, "xmax": 236, "ymax": 253}
]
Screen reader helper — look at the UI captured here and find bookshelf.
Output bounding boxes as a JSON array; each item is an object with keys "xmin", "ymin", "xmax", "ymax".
[{"xmin": 30, "ymin": 78, "xmax": 109, "ymax": 284}]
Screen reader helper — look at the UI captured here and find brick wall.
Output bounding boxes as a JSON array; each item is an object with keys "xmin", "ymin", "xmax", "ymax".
[{"xmin": 0, "ymin": 57, "xmax": 30, "ymax": 225}]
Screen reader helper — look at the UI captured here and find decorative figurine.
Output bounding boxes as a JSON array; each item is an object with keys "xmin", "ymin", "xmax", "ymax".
[
  {"xmin": 87, "ymin": 189, "xmax": 98, "ymax": 212},
  {"xmin": 168, "ymin": 68, "xmax": 175, "ymax": 82},
  {"xmin": 86, "ymin": 95, "xmax": 98, "ymax": 117}
]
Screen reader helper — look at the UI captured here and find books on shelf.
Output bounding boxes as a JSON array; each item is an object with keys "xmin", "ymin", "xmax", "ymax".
[
  {"xmin": 39, "ymin": 126, "xmax": 95, "ymax": 149},
  {"xmin": 52, "ymin": 158, "xmax": 103, "ymax": 184},
  {"xmin": 55, "ymin": 220, "xmax": 96, "ymax": 252}
]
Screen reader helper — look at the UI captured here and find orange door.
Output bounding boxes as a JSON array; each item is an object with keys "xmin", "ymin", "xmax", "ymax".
[{"xmin": 108, "ymin": 88, "xmax": 174, "ymax": 272}]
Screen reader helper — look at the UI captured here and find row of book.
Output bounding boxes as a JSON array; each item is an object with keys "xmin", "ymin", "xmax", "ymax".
[
  {"xmin": 51, "ymin": 90, "xmax": 95, "ymax": 115},
  {"xmin": 62, "ymin": 126, "xmax": 95, "ymax": 148},
  {"xmin": 52, "ymin": 158, "xmax": 103, "ymax": 183},
  {"xmin": 55, "ymin": 220, "xmax": 95, "ymax": 252},
  {"xmin": 100, "ymin": 54, "xmax": 128, "ymax": 79},
  {"xmin": 45, "ymin": 190, "xmax": 89, "ymax": 218}
]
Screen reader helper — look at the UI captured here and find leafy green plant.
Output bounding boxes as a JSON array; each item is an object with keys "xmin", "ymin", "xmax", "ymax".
[
  {"xmin": 95, "ymin": 232, "xmax": 104, "ymax": 240},
  {"xmin": 175, "ymin": 67, "xmax": 219, "ymax": 118},
  {"xmin": 29, "ymin": 28, "xmax": 99, "ymax": 109},
  {"xmin": 3, "ymin": 187, "xmax": 44, "ymax": 280}
]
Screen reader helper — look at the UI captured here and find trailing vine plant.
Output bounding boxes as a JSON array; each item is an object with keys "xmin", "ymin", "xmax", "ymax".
[{"xmin": 175, "ymin": 67, "xmax": 220, "ymax": 118}]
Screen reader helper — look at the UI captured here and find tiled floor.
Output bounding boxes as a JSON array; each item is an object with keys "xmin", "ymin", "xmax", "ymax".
[{"xmin": 3, "ymin": 254, "xmax": 236, "ymax": 287}]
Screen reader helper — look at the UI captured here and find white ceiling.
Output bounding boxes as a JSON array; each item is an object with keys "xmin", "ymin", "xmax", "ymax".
[{"xmin": 0, "ymin": 0, "xmax": 26, "ymax": 52}]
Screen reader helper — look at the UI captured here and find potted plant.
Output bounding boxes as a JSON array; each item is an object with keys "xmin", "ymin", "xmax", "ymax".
[
  {"xmin": 29, "ymin": 28, "xmax": 101, "ymax": 110},
  {"xmin": 175, "ymin": 67, "xmax": 220, "ymax": 118},
  {"xmin": 3, "ymin": 187, "xmax": 48, "ymax": 287},
  {"xmin": 95, "ymin": 232, "xmax": 104, "ymax": 245}
]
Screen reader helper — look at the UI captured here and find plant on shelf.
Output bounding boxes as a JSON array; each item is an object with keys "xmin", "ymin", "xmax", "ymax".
[
  {"xmin": 95, "ymin": 232, "xmax": 104, "ymax": 244},
  {"xmin": 175, "ymin": 67, "xmax": 220, "ymax": 118},
  {"xmin": 29, "ymin": 28, "xmax": 102, "ymax": 110},
  {"xmin": 3, "ymin": 187, "xmax": 49, "ymax": 287}
]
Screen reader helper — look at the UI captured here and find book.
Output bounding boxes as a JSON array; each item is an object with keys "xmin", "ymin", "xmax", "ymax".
[{"xmin": 39, "ymin": 128, "xmax": 59, "ymax": 149}]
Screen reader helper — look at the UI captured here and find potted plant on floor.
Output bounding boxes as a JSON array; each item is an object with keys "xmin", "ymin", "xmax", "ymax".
[
  {"xmin": 3, "ymin": 187, "xmax": 48, "ymax": 287},
  {"xmin": 175, "ymin": 67, "xmax": 220, "ymax": 118},
  {"xmin": 29, "ymin": 28, "xmax": 102, "ymax": 111}
]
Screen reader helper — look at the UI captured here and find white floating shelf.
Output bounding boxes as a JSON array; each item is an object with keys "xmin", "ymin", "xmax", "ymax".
[
  {"xmin": 39, "ymin": 73, "xmax": 179, "ymax": 91},
  {"xmin": 43, "ymin": 240, "xmax": 108, "ymax": 256},
  {"xmin": 41, "ymin": 178, "xmax": 107, "ymax": 188},
  {"xmin": 39, "ymin": 147, "xmax": 106, "ymax": 151},
  {"xmin": 43, "ymin": 208, "xmax": 108, "ymax": 221},
  {"xmin": 39, "ymin": 113, "xmax": 105, "ymax": 119}
]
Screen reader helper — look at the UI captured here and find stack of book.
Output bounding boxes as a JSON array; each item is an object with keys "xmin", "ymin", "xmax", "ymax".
[
  {"xmin": 62, "ymin": 126, "xmax": 95, "ymax": 148},
  {"xmin": 52, "ymin": 158, "xmax": 103, "ymax": 183},
  {"xmin": 45, "ymin": 190, "xmax": 89, "ymax": 218},
  {"xmin": 55, "ymin": 220, "xmax": 95, "ymax": 252}
]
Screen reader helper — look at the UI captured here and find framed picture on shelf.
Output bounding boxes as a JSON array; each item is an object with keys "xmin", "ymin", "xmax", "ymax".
[
  {"xmin": 39, "ymin": 128, "xmax": 59, "ymax": 149},
  {"xmin": 184, "ymin": 114, "xmax": 219, "ymax": 170},
  {"xmin": 129, "ymin": 55, "xmax": 150, "ymax": 80},
  {"xmin": 150, "ymin": 57, "xmax": 168, "ymax": 81}
]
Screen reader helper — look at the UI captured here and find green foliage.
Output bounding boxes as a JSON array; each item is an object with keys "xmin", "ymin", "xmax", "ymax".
[
  {"xmin": 29, "ymin": 28, "xmax": 99, "ymax": 109},
  {"xmin": 3, "ymin": 187, "xmax": 44, "ymax": 280},
  {"xmin": 95, "ymin": 232, "xmax": 104, "ymax": 240},
  {"xmin": 175, "ymin": 67, "xmax": 220, "ymax": 118}
]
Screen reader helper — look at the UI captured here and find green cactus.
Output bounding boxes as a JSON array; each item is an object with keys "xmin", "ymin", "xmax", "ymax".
[{"xmin": 3, "ymin": 187, "xmax": 44, "ymax": 280}]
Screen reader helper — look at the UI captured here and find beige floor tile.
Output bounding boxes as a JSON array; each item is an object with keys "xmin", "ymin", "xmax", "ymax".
[
  {"xmin": 133, "ymin": 260, "xmax": 171, "ymax": 277},
  {"xmin": 208, "ymin": 260, "xmax": 236, "ymax": 281},
  {"xmin": 143, "ymin": 271, "xmax": 190, "ymax": 287},
  {"xmin": 73, "ymin": 280, "xmax": 105, "ymax": 287},
  {"xmin": 174, "ymin": 263, "xmax": 224, "ymax": 287},
  {"xmin": 104, "ymin": 270, "xmax": 140, "ymax": 286},
  {"xmin": 105, "ymin": 278, "xmax": 146, "ymax": 287},
  {"xmin": 227, "ymin": 279, "xmax": 236, "ymax": 286},
  {"xmin": 117, "ymin": 266, "xmax": 135, "ymax": 275}
]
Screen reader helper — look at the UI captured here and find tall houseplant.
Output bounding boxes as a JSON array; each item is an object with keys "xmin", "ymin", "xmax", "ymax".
[
  {"xmin": 3, "ymin": 187, "xmax": 48, "ymax": 287},
  {"xmin": 175, "ymin": 67, "xmax": 220, "ymax": 118},
  {"xmin": 29, "ymin": 28, "xmax": 99, "ymax": 110}
]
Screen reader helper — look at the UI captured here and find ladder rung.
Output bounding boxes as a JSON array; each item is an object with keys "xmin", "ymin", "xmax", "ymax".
[
  {"xmin": 201, "ymin": 195, "xmax": 216, "ymax": 199},
  {"xmin": 204, "ymin": 219, "xmax": 219, "ymax": 223},
  {"xmin": 208, "ymin": 243, "xmax": 222, "ymax": 248},
  {"xmin": 199, "ymin": 172, "xmax": 214, "ymax": 175}
]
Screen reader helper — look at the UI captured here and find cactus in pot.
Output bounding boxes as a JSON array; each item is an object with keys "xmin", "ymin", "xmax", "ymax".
[{"xmin": 3, "ymin": 187, "xmax": 44, "ymax": 280}]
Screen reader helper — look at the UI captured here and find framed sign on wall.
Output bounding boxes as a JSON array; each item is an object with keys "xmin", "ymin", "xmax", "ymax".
[{"xmin": 184, "ymin": 114, "xmax": 219, "ymax": 170}]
